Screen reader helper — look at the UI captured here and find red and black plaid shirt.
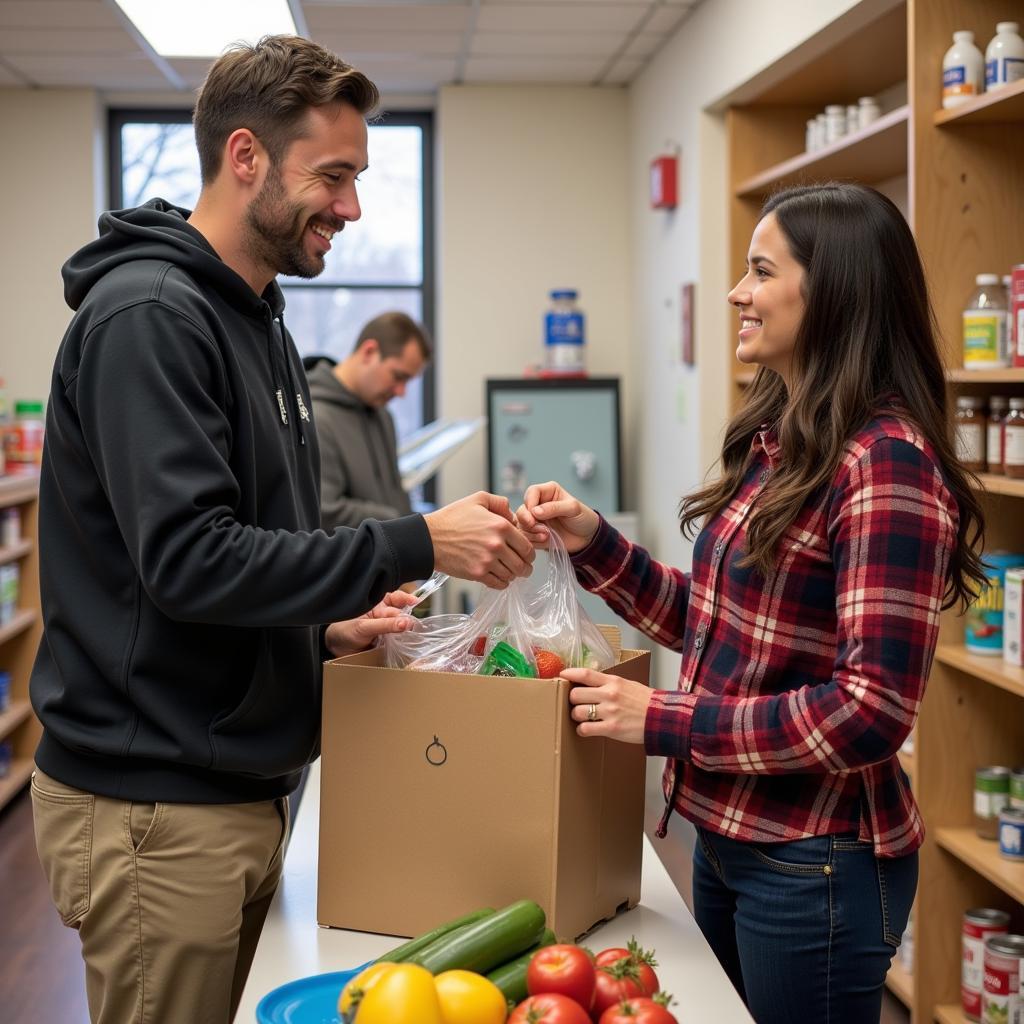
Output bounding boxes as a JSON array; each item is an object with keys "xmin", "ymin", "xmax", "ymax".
[{"xmin": 572, "ymin": 413, "xmax": 957, "ymax": 857}]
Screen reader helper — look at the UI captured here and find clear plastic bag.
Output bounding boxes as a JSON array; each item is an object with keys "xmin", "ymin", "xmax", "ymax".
[{"xmin": 382, "ymin": 532, "xmax": 615, "ymax": 677}]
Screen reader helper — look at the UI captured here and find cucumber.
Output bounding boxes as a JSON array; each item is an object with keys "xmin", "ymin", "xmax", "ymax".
[
  {"xmin": 406, "ymin": 899, "xmax": 547, "ymax": 975},
  {"xmin": 486, "ymin": 928, "xmax": 557, "ymax": 1004},
  {"xmin": 375, "ymin": 907, "xmax": 495, "ymax": 963}
]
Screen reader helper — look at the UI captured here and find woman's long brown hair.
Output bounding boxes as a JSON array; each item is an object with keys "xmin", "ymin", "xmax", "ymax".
[{"xmin": 680, "ymin": 183, "xmax": 985, "ymax": 610}]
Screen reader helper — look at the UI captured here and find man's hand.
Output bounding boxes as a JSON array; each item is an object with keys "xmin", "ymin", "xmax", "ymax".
[
  {"xmin": 515, "ymin": 481, "xmax": 600, "ymax": 555},
  {"xmin": 325, "ymin": 590, "xmax": 418, "ymax": 657},
  {"xmin": 424, "ymin": 491, "xmax": 535, "ymax": 588}
]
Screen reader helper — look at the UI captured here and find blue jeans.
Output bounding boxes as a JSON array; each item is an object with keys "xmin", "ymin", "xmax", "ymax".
[{"xmin": 692, "ymin": 827, "xmax": 917, "ymax": 1024}]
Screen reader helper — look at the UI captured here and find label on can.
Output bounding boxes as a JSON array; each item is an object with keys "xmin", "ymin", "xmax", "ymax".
[
  {"xmin": 984, "ymin": 934, "xmax": 1024, "ymax": 1024},
  {"xmin": 1011, "ymin": 266, "xmax": 1024, "ymax": 366},
  {"xmin": 966, "ymin": 911, "xmax": 1012, "ymax": 1020},
  {"xmin": 1001, "ymin": 810, "xmax": 1024, "ymax": 861}
]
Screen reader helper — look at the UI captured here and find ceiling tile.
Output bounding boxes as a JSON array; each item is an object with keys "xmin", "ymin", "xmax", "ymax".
[
  {"xmin": 470, "ymin": 32, "xmax": 624, "ymax": 57},
  {"xmin": 622, "ymin": 32, "xmax": 664, "ymax": 59},
  {"xmin": 642, "ymin": 5, "xmax": 688, "ymax": 34},
  {"xmin": 0, "ymin": 29, "xmax": 139, "ymax": 54},
  {"xmin": 475, "ymin": 4, "xmax": 647, "ymax": 34},
  {"xmin": 600, "ymin": 56, "xmax": 645, "ymax": 84},
  {"xmin": 5, "ymin": 52, "xmax": 173, "ymax": 89},
  {"xmin": 313, "ymin": 32, "xmax": 463, "ymax": 57},
  {"xmin": 0, "ymin": 0, "xmax": 122, "ymax": 30},
  {"xmin": 463, "ymin": 54, "xmax": 607, "ymax": 82},
  {"xmin": 304, "ymin": 5, "xmax": 471, "ymax": 34}
]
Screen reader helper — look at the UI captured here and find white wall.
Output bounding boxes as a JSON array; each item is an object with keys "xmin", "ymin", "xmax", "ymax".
[
  {"xmin": 0, "ymin": 89, "xmax": 102, "ymax": 405},
  {"xmin": 435, "ymin": 84, "xmax": 632, "ymax": 605}
]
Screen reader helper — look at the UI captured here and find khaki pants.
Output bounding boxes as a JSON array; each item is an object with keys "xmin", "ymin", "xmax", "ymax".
[{"xmin": 30, "ymin": 767, "xmax": 289, "ymax": 1024}]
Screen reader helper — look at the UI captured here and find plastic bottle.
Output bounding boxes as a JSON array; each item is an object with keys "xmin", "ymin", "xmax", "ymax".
[
  {"xmin": 986, "ymin": 22, "xmax": 1024, "ymax": 91},
  {"xmin": 1005, "ymin": 398, "xmax": 1024, "ymax": 478},
  {"xmin": 955, "ymin": 395, "xmax": 987, "ymax": 472},
  {"xmin": 989, "ymin": 396, "xmax": 1009, "ymax": 475},
  {"xmin": 963, "ymin": 274, "xmax": 1009, "ymax": 369},
  {"xmin": 542, "ymin": 290, "xmax": 586, "ymax": 377},
  {"xmin": 858, "ymin": 96, "xmax": 881, "ymax": 128},
  {"xmin": 943, "ymin": 30, "xmax": 985, "ymax": 108},
  {"xmin": 9, "ymin": 400, "xmax": 44, "ymax": 468},
  {"xmin": 824, "ymin": 105, "xmax": 846, "ymax": 144}
]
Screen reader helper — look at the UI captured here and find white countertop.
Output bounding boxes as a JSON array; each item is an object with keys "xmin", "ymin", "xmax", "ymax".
[{"xmin": 235, "ymin": 759, "xmax": 754, "ymax": 1023}]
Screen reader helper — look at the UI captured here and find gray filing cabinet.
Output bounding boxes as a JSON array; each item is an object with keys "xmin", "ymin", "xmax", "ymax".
[{"xmin": 486, "ymin": 377, "xmax": 621, "ymax": 514}]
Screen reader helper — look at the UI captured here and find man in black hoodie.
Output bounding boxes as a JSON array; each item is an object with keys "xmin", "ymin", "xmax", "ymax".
[{"xmin": 29, "ymin": 35, "xmax": 534, "ymax": 1024}]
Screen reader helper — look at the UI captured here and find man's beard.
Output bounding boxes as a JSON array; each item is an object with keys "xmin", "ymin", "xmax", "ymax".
[{"xmin": 243, "ymin": 164, "xmax": 325, "ymax": 280}]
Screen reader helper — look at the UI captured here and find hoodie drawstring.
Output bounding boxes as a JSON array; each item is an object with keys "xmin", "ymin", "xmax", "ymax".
[{"xmin": 276, "ymin": 313, "xmax": 307, "ymax": 446}]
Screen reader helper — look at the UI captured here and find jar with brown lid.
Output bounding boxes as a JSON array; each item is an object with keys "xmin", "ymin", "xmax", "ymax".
[
  {"xmin": 955, "ymin": 395, "xmax": 987, "ymax": 472},
  {"xmin": 988, "ymin": 396, "xmax": 1009, "ymax": 474},
  {"xmin": 1005, "ymin": 397, "xmax": 1024, "ymax": 478}
]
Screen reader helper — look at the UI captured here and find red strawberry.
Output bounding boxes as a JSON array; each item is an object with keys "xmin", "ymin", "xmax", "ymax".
[{"xmin": 534, "ymin": 649, "xmax": 565, "ymax": 678}]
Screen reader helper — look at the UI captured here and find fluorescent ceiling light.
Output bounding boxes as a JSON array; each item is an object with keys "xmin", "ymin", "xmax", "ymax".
[{"xmin": 113, "ymin": 0, "xmax": 298, "ymax": 59}]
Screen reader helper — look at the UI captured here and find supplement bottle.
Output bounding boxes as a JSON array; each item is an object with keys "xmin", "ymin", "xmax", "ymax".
[
  {"xmin": 955, "ymin": 395, "xmax": 987, "ymax": 472},
  {"xmin": 943, "ymin": 30, "xmax": 985, "ymax": 108},
  {"xmin": 543, "ymin": 290, "xmax": 586, "ymax": 377},
  {"xmin": 985, "ymin": 22, "xmax": 1024, "ymax": 90},
  {"xmin": 9, "ymin": 400, "xmax": 44, "ymax": 467},
  {"xmin": 988, "ymin": 395, "xmax": 1009, "ymax": 475},
  {"xmin": 1005, "ymin": 397, "xmax": 1024, "ymax": 479},
  {"xmin": 963, "ymin": 273, "xmax": 1009, "ymax": 369}
]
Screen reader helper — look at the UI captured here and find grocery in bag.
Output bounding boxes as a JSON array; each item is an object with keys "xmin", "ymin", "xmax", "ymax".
[{"xmin": 382, "ymin": 532, "xmax": 615, "ymax": 677}]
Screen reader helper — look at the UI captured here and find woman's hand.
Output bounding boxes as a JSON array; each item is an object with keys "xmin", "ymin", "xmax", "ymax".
[
  {"xmin": 325, "ymin": 590, "xmax": 419, "ymax": 657},
  {"xmin": 515, "ymin": 481, "xmax": 600, "ymax": 554},
  {"xmin": 563, "ymin": 667, "xmax": 653, "ymax": 744}
]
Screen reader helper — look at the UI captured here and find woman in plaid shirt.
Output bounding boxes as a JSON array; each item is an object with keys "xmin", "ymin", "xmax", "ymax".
[{"xmin": 517, "ymin": 183, "xmax": 986, "ymax": 1024}]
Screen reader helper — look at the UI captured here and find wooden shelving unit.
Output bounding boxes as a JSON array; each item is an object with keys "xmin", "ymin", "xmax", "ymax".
[
  {"xmin": 886, "ymin": 957, "xmax": 913, "ymax": 1007},
  {"xmin": 725, "ymin": 1, "xmax": 1024, "ymax": 1019},
  {"xmin": 0, "ymin": 472, "xmax": 40, "ymax": 813}
]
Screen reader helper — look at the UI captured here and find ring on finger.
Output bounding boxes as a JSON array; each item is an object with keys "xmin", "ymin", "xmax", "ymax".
[{"xmin": 587, "ymin": 703, "xmax": 599, "ymax": 722}]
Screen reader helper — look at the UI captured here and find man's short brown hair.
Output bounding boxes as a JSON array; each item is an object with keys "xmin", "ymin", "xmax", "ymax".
[
  {"xmin": 354, "ymin": 312, "xmax": 432, "ymax": 361},
  {"xmin": 193, "ymin": 35, "xmax": 379, "ymax": 184}
]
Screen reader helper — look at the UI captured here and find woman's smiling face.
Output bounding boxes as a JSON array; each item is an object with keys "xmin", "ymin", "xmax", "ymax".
[{"xmin": 727, "ymin": 212, "xmax": 807, "ymax": 385}]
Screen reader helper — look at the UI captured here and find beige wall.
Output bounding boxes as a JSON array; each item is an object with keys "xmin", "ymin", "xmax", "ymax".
[
  {"xmin": 435, "ymin": 85, "xmax": 632, "ymax": 508},
  {"xmin": 0, "ymin": 89, "xmax": 102, "ymax": 405}
]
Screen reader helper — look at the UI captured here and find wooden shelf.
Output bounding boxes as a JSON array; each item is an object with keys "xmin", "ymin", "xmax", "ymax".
[
  {"xmin": 0, "ymin": 472, "xmax": 39, "ymax": 509},
  {"xmin": 0, "ymin": 699, "xmax": 31, "ymax": 742},
  {"xmin": 947, "ymin": 368, "xmax": 1024, "ymax": 384},
  {"xmin": 934, "ymin": 78, "xmax": 1024, "ymax": 127},
  {"xmin": 935, "ymin": 827, "xmax": 1024, "ymax": 904},
  {"xmin": 974, "ymin": 474, "xmax": 1024, "ymax": 499},
  {"xmin": 734, "ymin": 105, "xmax": 908, "ymax": 198},
  {"xmin": 0, "ymin": 538, "xmax": 31, "ymax": 565},
  {"xmin": 0, "ymin": 756, "xmax": 33, "ymax": 812},
  {"xmin": 934, "ymin": 1006, "xmax": 965, "ymax": 1024},
  {"xmin": 885, "ymin": 957, "xmax": 913, "ymax": 1007},
  {"xmin": 0, "ymin": 608, "xmax": 37, "ymax": 647},
  {"xmin": 934, "ymin": 644, "xmax": 1024, "ymax": 697}
]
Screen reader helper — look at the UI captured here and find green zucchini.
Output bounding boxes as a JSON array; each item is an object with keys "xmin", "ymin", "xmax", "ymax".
[
  {"xmin": 406, "ymin": 899, "xmax": 547, "ymax": 975},
  {"xmin": 375, "ymin": 907, "xmax": 495, "ymax": 963},
  {"xmin": 486, "ymin": 928, "xmax": 557, "ymax": 1004}
]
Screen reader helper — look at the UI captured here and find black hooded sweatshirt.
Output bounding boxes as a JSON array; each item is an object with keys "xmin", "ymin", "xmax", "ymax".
[{"xmin": 30, "ymin": 200, "xmax": 434, "ymax": 803}]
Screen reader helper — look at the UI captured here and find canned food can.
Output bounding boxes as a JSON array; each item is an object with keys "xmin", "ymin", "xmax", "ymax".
[
  {"xmin": 983, "ymin": 933, "xmax": 1024, "ymax": 1023},
  {"xmin": 1012, "ymin": 264, "xmax": 1024, "ymax": 368},
  {"xmin": 1007, "ymin": 570, "xmax": 1024, "ymax": 668},
  {"xmin": 964, "ymin": 909, "xmax": 1011, "ymax": 1020},
  {"xmin": 977, "ymin": 767, "xmax": 1012, "ymax": 839},
  {"xmin": 1000, "ymin": 809, "xmax": 1024, "ymax": 861},
  {"xmin": 1011, "ymin": 768, "xmax": 1024, "ymax": 810}
]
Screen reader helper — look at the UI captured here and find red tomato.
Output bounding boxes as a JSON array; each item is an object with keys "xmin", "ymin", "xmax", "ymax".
[
  {"xmin": 594, "ymin": 948, "xmax": 631, "ymax": 968},
  {"xmin": 593, "ymin": 970, "xmax": 648, "ymax": 1019},
  {"xmin": 526, "ymin": 944, "xmax": 596, "ymax": 1010},
  {"xmin": 599, "ymin": 997, "xmax": 678, "ymax": 1024},
  {"xmin": 509, "ymin": 993, "xmax": 592, "ymax": 1024},
  {"xmin": 592, "ymin": 938, "xmax": 660, "ymax": 1016}
]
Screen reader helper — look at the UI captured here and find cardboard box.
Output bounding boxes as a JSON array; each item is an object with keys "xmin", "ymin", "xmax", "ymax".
[{"xmin": 317, "ymin": 632, "xmax": 650, "ymax": 941}]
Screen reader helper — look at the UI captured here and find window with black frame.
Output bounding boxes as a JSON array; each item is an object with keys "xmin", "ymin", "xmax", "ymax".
[{"xmin": 107, "ymin": 109, "xmax": 435, "ymax": 451}]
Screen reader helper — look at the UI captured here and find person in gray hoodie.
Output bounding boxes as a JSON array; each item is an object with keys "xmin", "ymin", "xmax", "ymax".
[
  {"xmin": 306, "ymin": 311, "xmax": 430, "ymax": 529},
  {"xmin": 29, "ymin": 35, "xmax": 534, "ymax": 1024}
]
